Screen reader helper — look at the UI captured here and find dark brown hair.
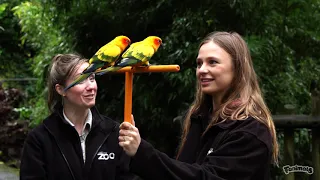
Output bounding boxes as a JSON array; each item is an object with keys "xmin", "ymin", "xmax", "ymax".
[{"xmin": 47, "ymin": 54, "xmax": 88, "ymax": 112}]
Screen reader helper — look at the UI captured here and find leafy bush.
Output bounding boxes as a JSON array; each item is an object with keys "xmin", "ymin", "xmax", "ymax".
[{"xmin": 12, "ymin": 1, "xmax": 73, "ymax": 125}]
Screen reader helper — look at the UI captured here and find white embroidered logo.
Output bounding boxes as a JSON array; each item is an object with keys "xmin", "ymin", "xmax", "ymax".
[
  {"xmin": 97, "ymin": 152, "xmax": 115, "ymax": 160},
  {"xmin": 207, "ymin": 148, "xmax": 213, "ymax": 155},
  {"xmin": 283, "ymin": 165, "xmax": 314, "ymax": 175}
]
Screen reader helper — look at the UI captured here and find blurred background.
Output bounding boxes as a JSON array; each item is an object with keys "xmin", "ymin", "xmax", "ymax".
[{"xmin": 0, "ymin": 0, "xmax": 319, "ymax": 179}]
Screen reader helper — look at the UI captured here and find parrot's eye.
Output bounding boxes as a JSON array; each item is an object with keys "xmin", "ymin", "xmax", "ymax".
[
  {"xmin": 123, "ymin": 38, "xmax": 130, "ymax": 44},
  {"xmin": 155, "ymin": 39, "xmax": 162, "ymax": 45}
]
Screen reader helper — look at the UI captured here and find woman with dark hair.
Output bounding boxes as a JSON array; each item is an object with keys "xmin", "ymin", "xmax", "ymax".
[
  {"xmin": 119, "ymin": 31, "xmax": 279, "ymax": 180},
  {"xmin": 20, "ymin": 54, "xmax": 136, "ymax": 180}
]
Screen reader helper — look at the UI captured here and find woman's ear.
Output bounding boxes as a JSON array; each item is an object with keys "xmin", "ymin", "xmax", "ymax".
[{"xmin": 55, "ymin": 84, "xmax": 66, "ymax": 97}]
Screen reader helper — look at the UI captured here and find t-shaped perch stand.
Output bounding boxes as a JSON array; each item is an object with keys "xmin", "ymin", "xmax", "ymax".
[{"xmin": 97, "ymin": 65, "xmax": 180, "ymax": 124}]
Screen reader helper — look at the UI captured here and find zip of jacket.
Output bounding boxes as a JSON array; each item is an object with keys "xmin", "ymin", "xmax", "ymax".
[
  {"xmin": 86, "ymin": 111, "xmax": 118, "ymax": 173},
  {"xmin": 89, "ymin": 125, "xmax": 116, "ymax": 172},
  {"xmin": 43, "ymin": 124, "xmax": 76, "ymax": 180},
  {"xmin": 44, "ymin": 122, "xmax": 117, "ymax": 180}
]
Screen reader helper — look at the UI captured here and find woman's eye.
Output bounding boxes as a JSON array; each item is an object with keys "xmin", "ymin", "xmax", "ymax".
[
  {"xmin": 196, "ymin": 61, "xmax": 202, "ymax": 68},
  {"xmin": 89, "ymin": 74, "xmax": 95, "ymax": 81},
  {"xmin": 209, "ymin": 60, "xmax": 217, "ymax": 64}
]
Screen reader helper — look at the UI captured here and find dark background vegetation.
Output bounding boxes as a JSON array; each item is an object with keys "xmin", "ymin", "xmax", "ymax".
[{"xmin": 1, "ymin": 0, "xmax": 320, "ymax": 179}]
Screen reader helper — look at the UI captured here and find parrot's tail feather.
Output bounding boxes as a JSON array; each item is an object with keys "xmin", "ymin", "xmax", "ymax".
[
  {"xmin": 64, "ymin": 83, "xmax": 77, "ymax": 92},
  {"xmin": 120, "ymin": 57, "xmax": 132, "ymax": 62},
  {"xmin": 116, "ymin": 57, "xmax": 141, "ymax": 67},
  {"xmin": 95, "ymin": 66, "xmax": 122, "ymax": 76},
  {"xmin": 119, "ymin": 57, "xmax": 138, "ymax": 64},
  {"xmin": 63, "ymin": 73, "xmax": 91, "ymax": 92},
  {"xmin": 82, "ymin": 63, "xmax": 105, "ymax": 74},
  {"xmin": 82, "ymin": 64, "xmax": 94, "ymax": 74}
]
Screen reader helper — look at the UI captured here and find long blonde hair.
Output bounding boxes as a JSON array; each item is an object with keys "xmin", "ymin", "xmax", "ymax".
[{"xmin": 177, "ymin": 31, "xmax": 279, "ymax": 165}]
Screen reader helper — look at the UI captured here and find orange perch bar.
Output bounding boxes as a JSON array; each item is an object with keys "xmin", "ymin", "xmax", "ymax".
[
  {"xmin": 115, "ymin": 65, "xmax": 180, "ymax": 73},
  {"xmin": 98, "ymin": 65, "xmax": 180, "ymax": 125}
]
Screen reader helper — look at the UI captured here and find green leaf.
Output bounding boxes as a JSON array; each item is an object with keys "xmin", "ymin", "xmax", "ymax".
[{"xmin": 0, "ymin": 3, "xmax": 8, "ymax": 17}]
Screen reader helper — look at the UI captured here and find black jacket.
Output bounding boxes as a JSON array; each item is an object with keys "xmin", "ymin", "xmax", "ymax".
[
  {"xmin": 20, "ymin": 106, "xmax": 137, "ymax": 180},
  {"xmin": 130, "ymin": 115, "xmax": 273, "ymax": 180}
]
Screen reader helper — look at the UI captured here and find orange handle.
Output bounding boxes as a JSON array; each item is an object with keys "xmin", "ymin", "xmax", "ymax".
[
  {"xmin": 116, "ymin": 65, "xmax": 181, "ymax": 125},
  {"xmin": 124, "ymin": 72, "xmax": 133, "ymax": 124}
]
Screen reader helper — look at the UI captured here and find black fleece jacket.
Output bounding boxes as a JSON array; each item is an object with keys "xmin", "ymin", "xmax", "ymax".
[
  {"xmin": 130, "ymin": 115, "xmax": 273, "ymax": 180},
  {"xmin": 20, "ymin": 106, "xmax": 137, "ymax": 180}
]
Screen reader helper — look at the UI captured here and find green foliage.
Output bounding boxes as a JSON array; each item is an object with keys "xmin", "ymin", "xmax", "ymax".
[
  {"xmin": 243, "ymin": 0, "xmax": 320, "ymax": 114},
  {"xmin": 2, "ymin": 0, "xmax": 320, "ymax": 178},
  {"xmin": 13, "ymin": 107, "xmax": 32, "ymax": 120},
  {"xmin": 0, "ymin": 2, "xmax": 8, "ymax": 31},
  {"xmin": 12, "ymin": 1, "xmax": 72, "ymax": 77},
  {"xmin": 0, "ymin": 3, "xmax": 7, "ymax": 37},
  {"xmin": 0, "ymin": 3, "xmax": 8, "ymax": 16},
  {"xmin": 0, "ymin": 0, "xmax": 32, "ymax": 87},
  {"xmin": 38, "ymin": 0, "xmax": 320, "ymax": 161},
  {"xmin": 11, "ymin": 1, "xmax": 73, "ymax": 124}
]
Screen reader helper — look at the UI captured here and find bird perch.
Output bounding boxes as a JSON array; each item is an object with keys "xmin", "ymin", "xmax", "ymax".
[{"xmin": 95, "ymin": 65, "xmax": 180, "ymax": 124}]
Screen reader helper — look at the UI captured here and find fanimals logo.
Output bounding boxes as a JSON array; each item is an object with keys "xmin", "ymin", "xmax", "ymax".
[{"xmin": 283, "ymin": 165, "xmax": 313, "ymax": 175}]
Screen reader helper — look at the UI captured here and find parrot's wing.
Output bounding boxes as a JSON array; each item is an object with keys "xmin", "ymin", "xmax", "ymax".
[
  {"xmin": 121, "ymin": 41, "xmax": 142, "ymax": 58},
  {"xmin": 97, "ymin": 45, "xmax": 122, "ymax": 63},
  {"xmin": 127, "ymin": 44, "xmax": 154, "ymax": 63},
  {"xmin": 92, "ymin": 44, "xmax": 122, "ymax": 64},
  {"xmin": 88, "ymin": 44, "xmax": 109, "ymax": 64},
  {"xmin": 83, "ymin": 45, "xmax": 122, "ymax": 74}
]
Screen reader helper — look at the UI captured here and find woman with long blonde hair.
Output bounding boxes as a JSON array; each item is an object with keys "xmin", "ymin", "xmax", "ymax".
[{"xmin": 118, "ymin": 31, "xmax": 279, "ymax": 180}]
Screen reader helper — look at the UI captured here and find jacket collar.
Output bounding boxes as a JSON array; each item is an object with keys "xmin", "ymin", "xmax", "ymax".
[
  {"xmin": 43, "ymin": 104, "xmax": 116, "ymax": 137},
  {"xmin": 62, "ymin": 108, "xmax": 92, "ymax": 133}
]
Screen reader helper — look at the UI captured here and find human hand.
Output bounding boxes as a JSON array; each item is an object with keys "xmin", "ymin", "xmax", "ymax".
[{"xmin": 119, "ymin": 114, "xmax": 141, "ymax": 157}]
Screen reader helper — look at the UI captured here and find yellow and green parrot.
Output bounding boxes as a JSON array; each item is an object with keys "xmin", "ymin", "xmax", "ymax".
[
  {"xmin": 63, "ymin": 35, "xmax": 131, "ymax": 91},
  {"xmin": 95, "ymin": 36, "xmax": 162, "ymax": 76},
  {"xmin": 82, "ymin": 35, "xmax": 131, "ymax": 74}
]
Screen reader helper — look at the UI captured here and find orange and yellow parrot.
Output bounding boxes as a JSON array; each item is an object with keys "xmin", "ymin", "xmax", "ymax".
[
  {"xmin": 95, "ymin": 36, "xmax": 162, "ymax": 76},
  {"xmin": 63, "ymin": 35, "xmax": 131, "ymax": 91}
]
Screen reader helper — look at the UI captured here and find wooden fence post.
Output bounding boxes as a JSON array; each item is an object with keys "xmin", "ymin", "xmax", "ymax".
[
  {"xmin": 312, "ymin": 128, "xmax": 320, "ymax": 180},
  {"xmin": 284, "ymin": 128, "xmax": 295, "ymax": 180},
  {"xmin": 311, "ymin": 84, "xmax": 320, "ymax": 180},
  {"xmin": 283, "ymin": 105, "xmax": 295, "ymax": 180}
]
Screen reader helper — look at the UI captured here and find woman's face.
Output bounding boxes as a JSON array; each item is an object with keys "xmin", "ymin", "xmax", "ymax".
[
  {"xmin": 64, "ymin": 62, "xmax": 97, "ymax": 109},
  {"xmin": 196, "ymin": 41, "xmax": 234, "ymax": 101}
]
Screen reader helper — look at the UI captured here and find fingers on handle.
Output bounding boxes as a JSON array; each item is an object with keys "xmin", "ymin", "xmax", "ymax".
[
  {"xmin": 120, "ymin": 122, "xmax": 131, "ymax": 130},
  {"xmin": 131, "ymin": 114, "xmax": 135, "ymax": 126}
]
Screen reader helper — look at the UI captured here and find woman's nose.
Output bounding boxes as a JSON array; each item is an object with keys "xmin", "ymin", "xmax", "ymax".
[
  {"xmin": 86, "ymin": 80, "xmax": 97, "ymax": 90},
  {"xmin": 198, "ymin": 64, "xmax": 209, "ymax": 74}
]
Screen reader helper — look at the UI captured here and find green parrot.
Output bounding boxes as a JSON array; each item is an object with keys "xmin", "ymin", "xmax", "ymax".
[
  {"xmin": 95, "ymin": 36, "xmax": 162, "ymax": 76},
  {"xmin": 63, "ymin": 35, "xmax": 131, "ymax": 91}
]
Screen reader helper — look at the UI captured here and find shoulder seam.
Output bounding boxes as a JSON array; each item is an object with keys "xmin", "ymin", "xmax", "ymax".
[{"xmin": 229, "ymin": 131, "xmax": 271, "ymax": 152}]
